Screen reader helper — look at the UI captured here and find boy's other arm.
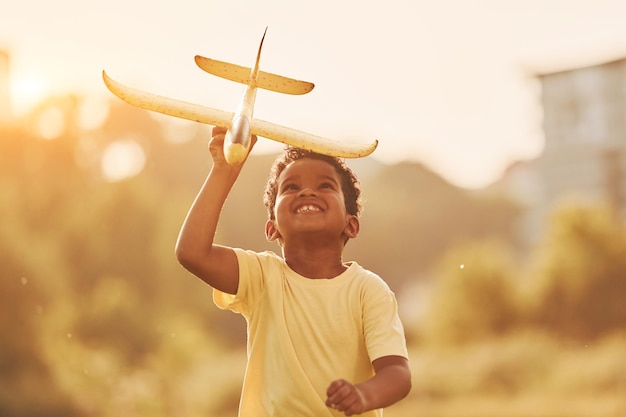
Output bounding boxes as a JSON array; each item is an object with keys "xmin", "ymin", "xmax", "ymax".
[
  {"xmin": 175, "ymin": 127, "xmax": 255, "ymax": 295},
  {"xmin": 325, "ymin": 355, "xmax": 411, "ymax": 416}
]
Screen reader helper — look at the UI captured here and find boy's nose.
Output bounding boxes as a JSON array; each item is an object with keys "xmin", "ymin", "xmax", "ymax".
[{"xmin": 297, "ymin": 187, "xmax": 316, "ymax": 197}]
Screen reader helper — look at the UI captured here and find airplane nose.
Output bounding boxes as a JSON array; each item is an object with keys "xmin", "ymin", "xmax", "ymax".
[{"xmin": 224, "ymin": 115, "xmax": 251, "ymax": 164}]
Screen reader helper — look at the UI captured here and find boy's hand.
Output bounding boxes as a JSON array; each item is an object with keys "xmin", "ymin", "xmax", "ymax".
[
  {"xmin": 325, "ymin": 379, "xmax": 367, "ymax": 416},
  {"xmin": 208, "ymin": 127, "xmax": 229, "ymax": 166},
  {"xmin": 208, "ymin": 126, "xmax": 257, "ymax": 168}
]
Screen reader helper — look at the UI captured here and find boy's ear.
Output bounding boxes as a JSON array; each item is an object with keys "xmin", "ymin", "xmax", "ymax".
[
  {"xmin": 265, "ymin": 219, "xmax": 281, "ymax": 242},
  {"xmin": 344, "ymin": 215, "xmax": 360, "ymax": 239}
]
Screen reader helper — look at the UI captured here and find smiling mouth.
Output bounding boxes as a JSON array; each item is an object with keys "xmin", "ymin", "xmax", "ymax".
[{"xmin": 296, "ymin": 204, "xmax": 322, "ymax": 214}]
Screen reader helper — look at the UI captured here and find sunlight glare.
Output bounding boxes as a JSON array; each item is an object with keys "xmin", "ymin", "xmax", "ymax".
[
  {"xmin": 11, "ymin": 73, "xmax": 49, "ymax": 116},
  {"xmin": 101, "ymin": 140, "xmax": 146, "ymax": 182}
]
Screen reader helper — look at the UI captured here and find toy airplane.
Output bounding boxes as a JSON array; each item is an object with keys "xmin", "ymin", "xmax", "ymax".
[{"xmin": 102, "ymin": 28, "xmax": 378, "ymax": 164}]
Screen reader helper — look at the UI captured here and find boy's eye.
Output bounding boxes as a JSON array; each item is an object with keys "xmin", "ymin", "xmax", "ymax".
[
  {"xmin": 282, "ymin": 183, "xmax": 299, "ymax": 192},
  {"xmin": 320, "ymin": 182, "xmax": 335, "ymax": 189}
]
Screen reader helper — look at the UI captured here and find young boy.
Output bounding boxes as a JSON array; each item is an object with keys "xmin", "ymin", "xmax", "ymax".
[{"xmin": 175, "ymin": 127, "xmax": 411, "ymax": 416}]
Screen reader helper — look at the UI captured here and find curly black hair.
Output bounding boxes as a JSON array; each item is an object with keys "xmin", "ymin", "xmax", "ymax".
[{"xmin": 263, "ymin": 147, "xmax": 362, "ymax": 220}]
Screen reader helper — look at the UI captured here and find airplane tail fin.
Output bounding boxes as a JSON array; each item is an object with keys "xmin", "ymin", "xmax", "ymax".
[
  {"xmin": 195, "ymin": 28, "xmax": 314, "ymax": 95},
  {"xmin": 250, "ymin": 27, "xmax": 267, "ymax": 81}
]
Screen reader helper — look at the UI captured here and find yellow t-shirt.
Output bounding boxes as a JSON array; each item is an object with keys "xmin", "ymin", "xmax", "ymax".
[{"xmin": 214, "ymin": 249, "xmax": 408, "ymax": 417}]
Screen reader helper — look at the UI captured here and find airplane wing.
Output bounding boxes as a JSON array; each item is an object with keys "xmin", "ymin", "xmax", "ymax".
[
  {"xmin": 102, "ymin": 71, "xmax": 234, "ymax": 126},
  {"xmin": 194, "ymin": 55, "xmax": 315, "ymax": 95},
  {"xmin": 102, "ymin": 71, "xmax": 377, "ymax": 158},
  {"xmin": 251, "ymin": 118, "xmax": 378, "ymax": 159}
]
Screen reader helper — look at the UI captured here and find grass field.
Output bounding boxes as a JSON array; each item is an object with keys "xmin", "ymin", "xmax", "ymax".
[{"xmin": 387, "ymin": 331, "xmax": 626, "ymax": 417}]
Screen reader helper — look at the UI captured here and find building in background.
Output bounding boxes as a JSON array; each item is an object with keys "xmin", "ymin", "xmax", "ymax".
[
  {"xmin": 539, "ymin": 58, "xmax": 625, "ymax": 215},
  {"xmin": 498, "ymin": 57, "xmax": 626, "ymax": 245}
]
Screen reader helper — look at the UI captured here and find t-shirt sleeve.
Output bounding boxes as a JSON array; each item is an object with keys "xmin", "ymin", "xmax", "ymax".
[
  {"xmin": 213, "ymin": 248, "xmax": 268, "ymax": 317},
  {"xmin": 362, "ymin": 279, "xmax": 409, "ymax": 361}
]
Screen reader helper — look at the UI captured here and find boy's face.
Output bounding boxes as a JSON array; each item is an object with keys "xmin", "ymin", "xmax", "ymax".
[{"xmin": 265, "ymin": 157, "xmax": 359, "ymax": 245}]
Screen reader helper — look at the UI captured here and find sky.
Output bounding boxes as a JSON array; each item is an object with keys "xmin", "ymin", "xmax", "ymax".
[{"xmin": 3, "ymin": 0, "xmax": 626, "ymax": 188}]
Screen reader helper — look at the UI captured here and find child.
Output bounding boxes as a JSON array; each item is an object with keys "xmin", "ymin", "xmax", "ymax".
[{"xmin": 176, "ymin": 127, "xmax": 411, "ymax": 416}]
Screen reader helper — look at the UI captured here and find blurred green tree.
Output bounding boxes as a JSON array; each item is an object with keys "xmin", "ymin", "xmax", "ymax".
[
  {"xmin": 425, "ymin": 240, "xmax": 520, "ymax": 344},
  {"xmin": 0, "ymin": 125, "xmax": 86, "ymax": 416},
  {"xmin": 528, "ymin": 203, "xmax": 626, "ymax": 341}
]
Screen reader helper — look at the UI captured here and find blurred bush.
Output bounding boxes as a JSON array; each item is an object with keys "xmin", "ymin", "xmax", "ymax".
[{"xmin": 424, "ymin": 240, "xmax": 520, "ymax": 344}]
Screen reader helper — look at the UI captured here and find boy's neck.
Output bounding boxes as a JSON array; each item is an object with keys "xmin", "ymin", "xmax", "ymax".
[{"xmin": 282, "ymin": 241, "xmax": 347, "ymax": 279}]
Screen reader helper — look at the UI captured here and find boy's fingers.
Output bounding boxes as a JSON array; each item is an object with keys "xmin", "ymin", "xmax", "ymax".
[
  {"xmin": 326, "ymin": 379, "xmax": 345, "ymax": 397},
  {"xmin": 326, "ymin": 379, "xmax": 350, "ymax": 408},
  {"xmin": 326, "ymin": 379, "xmax": 367, "ymax": 416},
  {"xmin": 212, "ymin": 126, "xmax": 227, "ymax": 136}
]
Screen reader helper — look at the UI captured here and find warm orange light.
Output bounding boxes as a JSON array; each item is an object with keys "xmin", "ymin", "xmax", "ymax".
[{"xmin": 11, "ymin": 72, "xmax": 49, "ymax": 115}]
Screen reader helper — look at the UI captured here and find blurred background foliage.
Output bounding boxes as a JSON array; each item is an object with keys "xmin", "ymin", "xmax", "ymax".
[{"xmin": 1, "ymin": 95, "xmax": 625, "ymax": 417}]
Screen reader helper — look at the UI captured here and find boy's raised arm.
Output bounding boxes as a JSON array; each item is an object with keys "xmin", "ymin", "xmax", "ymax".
[{"xmin": 175, "ymin": 127, "xmax": 256, "ymax": 295}]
